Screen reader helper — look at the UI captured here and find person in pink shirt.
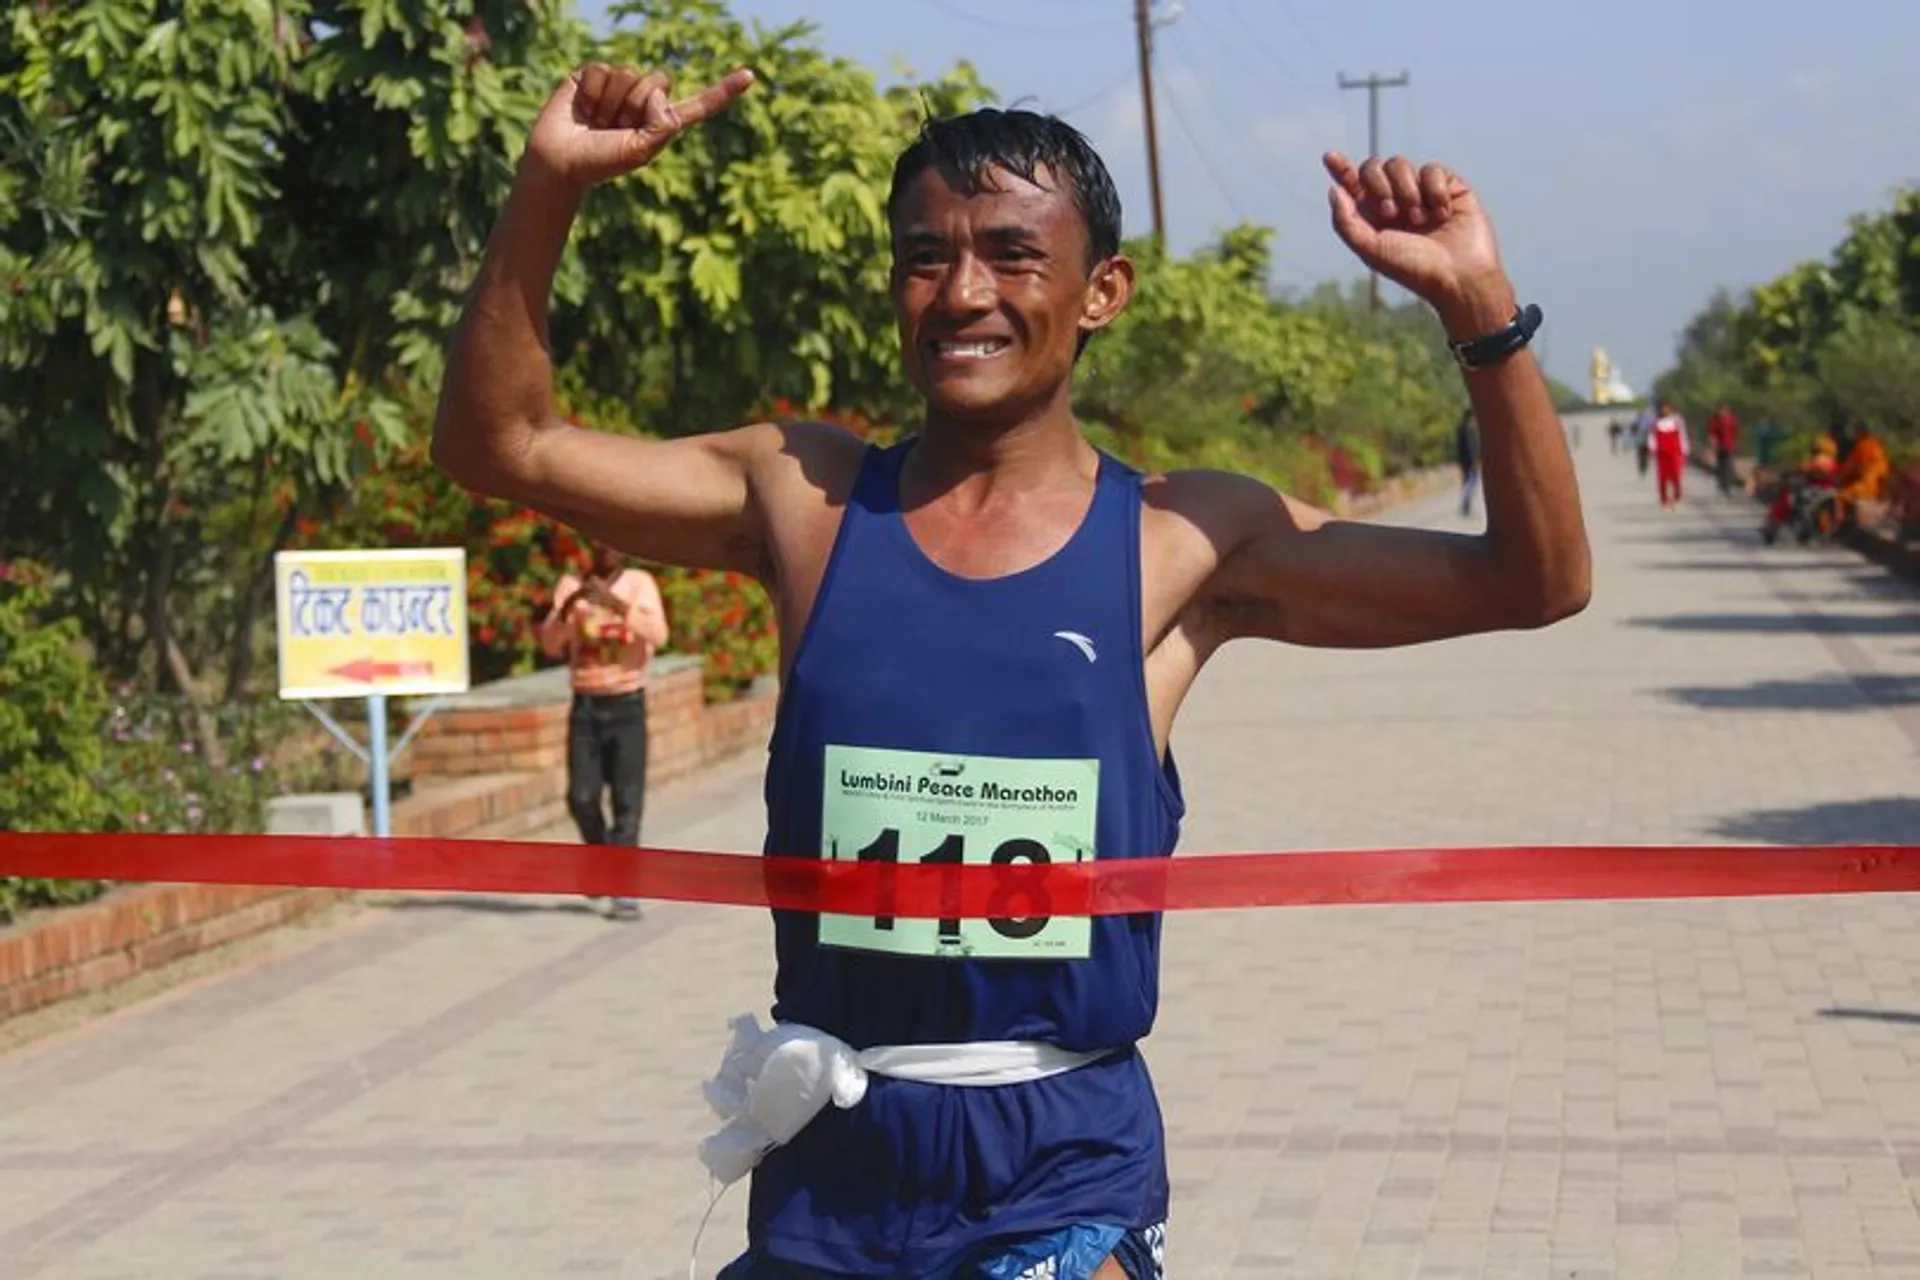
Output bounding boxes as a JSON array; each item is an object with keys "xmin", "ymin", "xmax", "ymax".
[
  {"xmin": 1650, "ymin": 401, "xmax": 1690, "ymax": 509},
  {"xmin": 538, "ymin": 542, "xmax": 669, "ymax": 919}
]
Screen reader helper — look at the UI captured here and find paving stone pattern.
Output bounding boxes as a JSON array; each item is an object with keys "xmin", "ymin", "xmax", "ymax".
[{"xmin": 3, "ymin": 418, "xmax": 1920, "ymax": 1278}]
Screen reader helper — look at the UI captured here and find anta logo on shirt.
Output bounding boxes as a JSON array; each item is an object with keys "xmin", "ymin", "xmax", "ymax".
[
  {"xmin": 1051, "ymin": 630, "xmax": 1097, "ymax": 663},
  {"xmin": 1012, "ymin": 1259, "xmax": 1058, "ymax": 1280}
]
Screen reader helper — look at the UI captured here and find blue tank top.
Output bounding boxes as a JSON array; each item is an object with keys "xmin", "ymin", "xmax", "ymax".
[{"xmin": 748, "ymin": 438, "xmax": 1185, "ymax": 1275}]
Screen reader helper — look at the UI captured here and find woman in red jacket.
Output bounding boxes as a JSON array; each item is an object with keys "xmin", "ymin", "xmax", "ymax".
[{"xmin": 1650, "ymin": 401, "xmax": 1691, "ymax": 509}]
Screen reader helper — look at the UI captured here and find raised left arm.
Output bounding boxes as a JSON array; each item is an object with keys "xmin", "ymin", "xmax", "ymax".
[{"xmin": 1201, "ymin": 152, "xmax": 1590, "ymax": 649}]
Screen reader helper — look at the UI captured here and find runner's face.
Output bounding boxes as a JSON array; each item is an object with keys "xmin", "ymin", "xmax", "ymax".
[{"xmin": 890, "ymin": 164, "xmax": 1116, "ymax": 421}]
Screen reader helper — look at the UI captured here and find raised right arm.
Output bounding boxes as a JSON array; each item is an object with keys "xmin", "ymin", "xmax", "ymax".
[{"xmin": 430, "ymin": 63, "xmax": 766, "ymax": 574}]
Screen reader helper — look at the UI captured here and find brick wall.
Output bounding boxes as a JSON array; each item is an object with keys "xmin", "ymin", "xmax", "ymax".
[
  {"xmin": 405, "ymin": 656, "xmax": 764, "ymax": 786},
  {"xmin": 0, "ymin": 884, "xmax": 349, "ymax": 1021},
  {"xmin": 0, "ymin": 656, "xmax": 778, "ymax": 1027}
]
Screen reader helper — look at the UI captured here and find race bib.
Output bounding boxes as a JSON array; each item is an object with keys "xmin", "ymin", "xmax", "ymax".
[{"xmin": 819, "ymin": 745, "xmax": 1098, "ymax": 960}]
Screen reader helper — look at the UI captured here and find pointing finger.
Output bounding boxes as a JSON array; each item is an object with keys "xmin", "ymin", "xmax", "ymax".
[
  {"xmin": 1321, "ymin": 151, "xmax": 1363, "ymax": 198},
  {"xmin": 666, "ymin": 68, "xmax": 758, "ymax": 130}
]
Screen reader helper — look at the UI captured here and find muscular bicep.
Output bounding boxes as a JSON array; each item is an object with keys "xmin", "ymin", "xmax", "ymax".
[
  {"xmin": 438, "ymin": 417, "xmax": 813, "ymax": 576},
  {"xmin": 1190, "ymin": 476, "xmax": 1519, "ymax": 650},
  {"xmin": 517, "ymin": 422, "xmax": 771, "ymax": 573}
]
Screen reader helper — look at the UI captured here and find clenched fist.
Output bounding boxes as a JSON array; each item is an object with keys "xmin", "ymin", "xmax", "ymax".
[
  {"xmin": 1322, "ymin": 152, "xmax": 1511, "ymax": 331},
  {"xmin": 523, "ymin": 62, "xmax": 756, "ymax": 190}
]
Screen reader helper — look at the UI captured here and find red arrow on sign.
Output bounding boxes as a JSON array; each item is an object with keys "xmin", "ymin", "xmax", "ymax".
[{"xmin": 326, "ymin": 658, "xmax": 434, "ymax": 683}]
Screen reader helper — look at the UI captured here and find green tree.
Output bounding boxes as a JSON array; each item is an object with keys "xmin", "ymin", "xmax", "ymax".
[
  {"xmin": 0, "ymin": 0, "xmax": 347, "ymax": 705},
  {"xmin": 558, "ymin": 0, "xmax": 991, "ymax": 434},
  {"xmin": 1658, "ymin": 184, "xmax": 1920, "ymax": 453},
  {"xmin": 0, "ymin": 0, "xmax": 589, "ymax": 705}
]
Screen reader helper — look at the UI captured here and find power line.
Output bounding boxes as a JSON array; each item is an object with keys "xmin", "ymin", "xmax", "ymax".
[
  {"xmin": 1337, "ymin": 69, "xmax": 1410, "ymax": 311},
  {"xmin": 1183, "ymin": 0, "xmax": 1301, "ymax": 92},
  {"xmin": 911, "ymin": 0, "xmax": 1111, "ymax": 35},
  {"xmin": 1214, "ymin": 0, "xmax": 1320, "ymax": 88},
  {"xmin": 1048, "ymin": 68, "xmax": 1137, "ymax": 120},
  {"xmin": 1275, "ymin": 0, "xmax": 1337, "ymax": 68},
  {"xmin": 1157, "ymin": 75, "xmax": 1247, "ymax": 221},
  {"xmin": 1161, "ymin": 24, "xmax": 1322, "ymax": 216},
  {"xmin": 1152, "ymin": 37, "xmax": 1316, "ymax": 279}
]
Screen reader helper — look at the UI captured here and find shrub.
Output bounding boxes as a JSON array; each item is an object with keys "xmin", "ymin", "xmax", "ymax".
[
  {"xmin": 0, "ymin": 564, "xmax": 116, "ymax": 922},
  {"xmin": 658, "ymin": 567, "xmax": 778, "ymax": 702},
  {"xmin": 99, "ymin": 695, "xmax": 294, "ymax": 838}
]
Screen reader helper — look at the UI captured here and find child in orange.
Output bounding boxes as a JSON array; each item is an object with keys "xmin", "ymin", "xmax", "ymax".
[{"xmin": 538, "ymin": 543, "xmax": 669, "ymax": 919}]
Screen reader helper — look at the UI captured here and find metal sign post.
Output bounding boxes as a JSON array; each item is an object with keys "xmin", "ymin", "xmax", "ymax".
[{"xmin": 274, "ymin": 548, "xmax": 473, "ymax": 838}]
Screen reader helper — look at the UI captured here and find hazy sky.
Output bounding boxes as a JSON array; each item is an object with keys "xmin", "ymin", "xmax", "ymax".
[{"xmin": 577, "ymin": 0, "xmax": 1920, "ymax": 397}]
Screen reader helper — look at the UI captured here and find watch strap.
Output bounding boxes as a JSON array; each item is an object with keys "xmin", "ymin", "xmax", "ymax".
[{"xmin": 1450, "ymin": 303, "xmax": 1544, "ymax": 370}]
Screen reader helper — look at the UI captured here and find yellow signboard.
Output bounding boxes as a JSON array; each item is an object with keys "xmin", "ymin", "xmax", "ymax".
[{"xmin": 274, "ymin": 549, "xmax": 471, "ymax": 700}]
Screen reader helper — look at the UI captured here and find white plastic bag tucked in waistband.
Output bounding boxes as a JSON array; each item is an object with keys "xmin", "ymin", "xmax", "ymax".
[{"xmin": 696, "ymin": 1013, "xmax": 1113, "ymax": 1186}]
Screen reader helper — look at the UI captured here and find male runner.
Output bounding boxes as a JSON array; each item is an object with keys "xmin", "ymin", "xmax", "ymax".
[{"xmin": 434, "ymin": 58, "xmax": 1590, "ymax": 1280}]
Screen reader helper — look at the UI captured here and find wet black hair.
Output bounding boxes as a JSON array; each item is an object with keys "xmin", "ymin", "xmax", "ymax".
[{"xmin": 886, "ymin": 108, "xmax": 1124, "ymax": 269}]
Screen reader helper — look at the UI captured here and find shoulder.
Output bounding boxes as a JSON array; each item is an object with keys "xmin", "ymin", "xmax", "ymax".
[
  {"xmin": 737, "ymin": 420, "xmax": 883, "ymax": 588},
  {"xmin": 1144, "ymin": 468, "xmax": 1330, "ymax": 543},
  {"xmin": 738, "ymin": 419, "xmax": 869, "ymax": 496},
  {"xmin": 1139, "ymin": 468, "xmax": 1332, "ymax": 607}
]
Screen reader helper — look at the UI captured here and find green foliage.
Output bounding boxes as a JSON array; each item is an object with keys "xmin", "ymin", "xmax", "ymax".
[
  {"xmin": 657, "ymin": 567, "xmax": 778, "ymax": 701},
  {"xmin": 0, "ymin": 0, "xmax": 587, "ymax": 706},
  {"xmin": 0, "ymin": 566, "xmax": 114, "ymax": 922},
  {"xmin": 99, "ymin": 694, "xmax": 292, "ymax": 835},
  {"xmin": 1815, "ymin": 313, "xmax": 1920, "ymax": 446},
  {"xmin": 1659, "ymin": 187, "xmax": 1920, "ymax": 454},
  {"xmin": 562, "ymin": 0, "xmax": 992, "ymax": 432},
  {"xmin": 284, "ymin": 0, "xmax": 589, "ymax": 382},
  {"xmin": 0, "ymin": 562, "xmax": 312, "ymax": 922},
  {"xmin": 3, "ymin": 0, "xmax": 1485, "ymax": 766},
  {"xmin": 296, "ymin": 382, "xmax": 781, "ymax": 695},
  {"xmin": 0, "ymin": 569, "xmax": 117, "ymax": 835},
  {"xmin": 1076, "ymin": 242, "xmax": 1464, "ymax": 497}
]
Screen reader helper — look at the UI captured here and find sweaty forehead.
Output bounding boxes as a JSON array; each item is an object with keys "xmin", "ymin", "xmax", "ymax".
[{"xmin": 891, "ymin": 163, "xmax": 1088, "ymax": 250}]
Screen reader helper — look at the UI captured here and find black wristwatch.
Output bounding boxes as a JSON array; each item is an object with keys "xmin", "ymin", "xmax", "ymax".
[{"xmin": 1449, "ymin": 303, "xmax": 1544, "ymax": 371}]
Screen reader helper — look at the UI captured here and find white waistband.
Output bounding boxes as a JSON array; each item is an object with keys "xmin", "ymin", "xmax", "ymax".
[
  {"xmin": 696, "ymin": 1014, "xmax": 1113, "ymax": 1186},
  {"xmin": 857, "ymin": 1039, "xmax": 1110, "ymax": 1085}
]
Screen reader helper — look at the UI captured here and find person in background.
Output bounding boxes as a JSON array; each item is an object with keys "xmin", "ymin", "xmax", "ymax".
[
  {"xmin": 1837, "ymin": 421, "xmax": 1890, "ymax": 510},
  {"xmin": 1706, "ymin": 403, "xmax": 1739, "ymax": 497},
  {"xmin": 1455, "ymin": 407, "xmax": 1481, "ymax": 517},
  {"xmin": 538, "ymin": 543, "xmax": 669, "ymax": 920},
  {"xmin": 1832, "ymin": 420, "xmax": 1856, "ymax": 466},
  {"xmin": 1650, "ymin": 400, "xmax": 1690, "ymax": 509}
]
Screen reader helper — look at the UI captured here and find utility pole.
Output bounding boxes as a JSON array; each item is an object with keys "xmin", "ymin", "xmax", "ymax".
[
  {"xmin": 1133, "ymin": 0, "xmax": 1167, "ymax": 249},
  {"xmin": 1337, "ymin": 69, "xmax": 1410, "ymax": 311}
]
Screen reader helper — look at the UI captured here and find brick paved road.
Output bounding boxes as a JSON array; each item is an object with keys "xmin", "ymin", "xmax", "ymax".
[{"xmin": 4, "ymin": 415, "xmax": 1920, "ymax": 1279}]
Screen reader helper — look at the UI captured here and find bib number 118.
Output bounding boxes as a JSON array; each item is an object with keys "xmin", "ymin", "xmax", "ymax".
[
  {"xmin": 846, "ymin": 828, "xmax": 1054, "ymax": 941},
  {"xmin": 821, "ymin": 828, "xmax": 1088, "ymax": 959}
]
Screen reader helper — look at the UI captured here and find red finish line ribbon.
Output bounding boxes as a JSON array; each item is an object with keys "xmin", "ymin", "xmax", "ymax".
[{"xmin": 3, "ymin": 833, "xmax": 1920, "ymax": 913}]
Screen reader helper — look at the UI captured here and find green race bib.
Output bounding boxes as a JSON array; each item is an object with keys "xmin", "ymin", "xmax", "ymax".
[{"xmin": 819, "ymin": 744, "xmax": 1098, "ymax": 960}]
